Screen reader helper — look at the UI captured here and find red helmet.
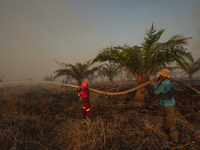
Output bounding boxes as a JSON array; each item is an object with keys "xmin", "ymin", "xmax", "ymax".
[{"xmin": 81, "ymin": 82, "xmax": 88, "ymax": 87}]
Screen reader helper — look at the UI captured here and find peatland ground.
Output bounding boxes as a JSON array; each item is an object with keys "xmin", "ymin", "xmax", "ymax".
[{"xmin": 0, "ymin": 81, "xmax": 200, "ymax": 150}]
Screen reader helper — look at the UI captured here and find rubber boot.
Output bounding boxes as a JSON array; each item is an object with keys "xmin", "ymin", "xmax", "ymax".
[{"xmin": 169, "ymin": 130, "xmax": 178, "ymax": 144}]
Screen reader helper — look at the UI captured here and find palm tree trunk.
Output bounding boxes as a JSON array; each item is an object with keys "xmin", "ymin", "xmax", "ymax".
[
  {"xmin": 109, "ymin": 76, "xmax": 113, "ymax": 85},
  {"xmin": 77, "ymin": 80, "xmax": 82, "ymax": 86},
  {"xmin": 134, "ymin": 86, "xmax": 149, "ymax": 107},
  {"xmin": 134, "ymin": 76, "xmax": 149, "ymax": 107}
]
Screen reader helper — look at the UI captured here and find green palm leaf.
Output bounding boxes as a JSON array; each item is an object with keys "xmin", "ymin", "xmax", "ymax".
[
  {"xmin": 92, "ymin": 24, "xmax": 193, "ymax": 85},
  {"xmin": 54, "ymin": 59, "xmax": 101, "ymax": 86}
]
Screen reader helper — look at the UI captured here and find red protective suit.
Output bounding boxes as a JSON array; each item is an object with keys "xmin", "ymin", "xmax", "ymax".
[{"xmin": 77, "ymin": 88, "xmax": 93, "ymax": 118}]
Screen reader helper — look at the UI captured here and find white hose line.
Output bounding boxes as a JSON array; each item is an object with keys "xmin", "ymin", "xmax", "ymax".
[{"xmin": 0, "ymin": 80, "xmax": 78, "ymax": 88}]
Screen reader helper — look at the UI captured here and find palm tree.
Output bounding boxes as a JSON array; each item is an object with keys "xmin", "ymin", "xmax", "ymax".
[
  {"xmin": 92, "ymin": 24, "xmax": 193, "ymax": 106},
  {"xmin": 117, "ymin": 68, "xmax": 125, "ymax": 82},
  {"xmin": 61, "ymin": 75, "xmax": 73, "ymax": 84},
  {"xmin": 54, "ymin": 59, "xmax": 101, "ymax": 86},
  {"xmin": 0, "ymin": 76, "xmax": 4, "ymax": 82},
  {"xmin": 182, "ymin": 58, "xmax": 200, "ymax": 79},
  {"xmin": 97, "ymin": 61, "xmax": 121, "ymax": 84},
  {"xmin": 97, "ymin": 69, "xmax": 105, "ymax": 82},
  {"xmin": 86, "ymin": 73, "xmax": 96, "ymax": 85},
  {"xmin": 43, "ymin": 74, "xmax": 55, "ymax": 81},
  {"xmin": 124, "ymin": 70, "xmax": 134, "ymax": 81}
]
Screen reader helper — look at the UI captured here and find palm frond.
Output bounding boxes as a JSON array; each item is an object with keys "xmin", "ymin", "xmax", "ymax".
[
  {"xmin": 142, "ymin": 23, "xmax": 165, "ymax": 52},
  {"xmin": 92, "ymin": 24, "xmax": 193, "ymax": 84},
  {"xmin": 54, "ymin": 59, "xmax": 101, "ymax": 85},
  {"xmin": 54, "ymin": 59, "xmax": 68, "ymax": 68},
  {"xmin": 185, "ymin": 58, "xmax": 200, "ymax": 78}
]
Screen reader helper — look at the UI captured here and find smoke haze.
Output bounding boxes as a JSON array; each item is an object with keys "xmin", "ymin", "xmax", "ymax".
[{"xmin": 0, "ymin": 0, "xmax": 200, "ymax": 81}]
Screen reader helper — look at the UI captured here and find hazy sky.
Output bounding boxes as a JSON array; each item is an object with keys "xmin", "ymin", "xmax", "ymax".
[{"xmin": 0, "ymin": 0, "xmax": 200, "ymax": 81}]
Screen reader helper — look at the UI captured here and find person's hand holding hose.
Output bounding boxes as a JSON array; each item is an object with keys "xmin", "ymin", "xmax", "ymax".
[
  {"xmin": 78, "ymin": 86, "xmax": 81, "ymax": 91},
  {"xmin": 154, "ymin": 77, "xmax": 160, "ymax": 82}
]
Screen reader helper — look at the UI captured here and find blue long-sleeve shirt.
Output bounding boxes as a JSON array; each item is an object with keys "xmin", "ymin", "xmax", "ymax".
[{"xmin": 154, "ymin": 79, "xmax": 175, "ymax": 107}]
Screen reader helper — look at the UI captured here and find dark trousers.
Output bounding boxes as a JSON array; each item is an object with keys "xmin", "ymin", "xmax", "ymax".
[{"xmin": 163, "ymin": 105, "xmax": 176, "ymax": 128}]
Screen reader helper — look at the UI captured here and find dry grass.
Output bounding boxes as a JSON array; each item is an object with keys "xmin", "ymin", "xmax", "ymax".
[{"xmin": 0, "ymin": 83, "xmax": 200, "ymax": 150}]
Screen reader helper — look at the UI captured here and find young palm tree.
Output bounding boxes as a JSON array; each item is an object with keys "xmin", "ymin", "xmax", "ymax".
[
  {"xmin": 117, "ymin": 68, "xmax": 125, "ymax": 82},
  {"xmin": 92, "ymin": 24, "xmax": 193, "ymax": 106},
  {"xmin": 182, "ymin": 58, "xmax": 200, "ymax": 79},
  {"xmin": 86, "ymin": 73, "xmax": 96, "ymax": 85},
  {"xmin": 97, "ymin": 61, "xmax": 121, "ymax": 84},
  {"xmin": 61, "ymin": 75, "xmax": 73, "ymax": 84},
  {"xmin": 43, "ymin": 74, "xmax": 55, "ymax": 82},
  {"xmin": 0, "ymin": 76, "xmax": 4, "ymax": 82},
  {"xmin": 97, "ymin": 69, "xmax": 105, "ymax": 82},
  {"xmin": 54, "ymin": 59, "xmax": 101, "ymax": 86}
]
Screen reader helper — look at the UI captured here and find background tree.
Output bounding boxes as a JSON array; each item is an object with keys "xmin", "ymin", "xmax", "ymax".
[
  {"xmin": 61, "ymin": 75, "xmax": 73, "ymax": 84},
  {"xmin": 43, "ymin": 74, "xmax": 55, "ymax": 81},
  {"xmin": 97, "ymin": 61, "xmax": 121, "ymax": 85},
  {"xmin": 97, "ymin": 69, "xmax": 105, "ymax": 82},
  {"xmin": 183, "ymin": 58, "xmax": 200, "ymax": 79},
  {"xmin": 117, "ymin": 68, "xmax": 126, "ymax": 82},
  {"xmin": 54, "ymin": 59, "xmax": 101, "ymax": 86},
  {"xmin": 86, "ymin": 73, "xmax": 97, "ymax": 85},
  {"xmin": 0, "ymin": 76, "xmax": 4, "ymax": 82},
  {"xmin": 124, "ymin": 70, "xmax": 134, "ymax": 82},
  {"xmin": 92, "ymin": 24, "xmax": 193, "ymax": 107}
]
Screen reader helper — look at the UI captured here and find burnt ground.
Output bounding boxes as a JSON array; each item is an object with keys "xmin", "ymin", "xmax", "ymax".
[{"xmin": 0, "ymin": 82, "xmax": 200, "ymax": 150}]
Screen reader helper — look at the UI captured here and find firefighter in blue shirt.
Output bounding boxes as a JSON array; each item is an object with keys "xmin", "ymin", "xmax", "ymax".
[{"xmin": 154, "ymin": 69, "xmax": 178, "ymax": 143}]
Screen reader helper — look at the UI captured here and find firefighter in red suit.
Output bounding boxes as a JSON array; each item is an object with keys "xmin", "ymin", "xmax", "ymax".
[{"xmin": 77, "ymin": 82, "xmax": 93, "ymax": 119}]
